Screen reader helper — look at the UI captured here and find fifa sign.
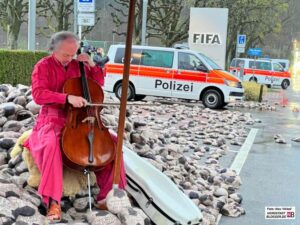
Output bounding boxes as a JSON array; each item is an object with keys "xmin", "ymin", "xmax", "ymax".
[
  {"xmin": 189, "ymin": 8, "xmax": 228, "ymax": 69},
  {"xmin": 193, "ymin": 33, "xmax": 221, "ymax": 45}
]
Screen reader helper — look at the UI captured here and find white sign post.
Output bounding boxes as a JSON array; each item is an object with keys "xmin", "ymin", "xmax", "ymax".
[
  {"xmin": 237, "ymin": 34, "xmax": 246, "ymax": 54},
  {"xmin": 189, "ymin": 8, "xmax": 229, "ymax": 69},
  {"xmin": 78, "ymin": 13, "xmax": 95, "ymax": 26},
  {"xmin": 78, "ymin": 0, "xmax": 95, "ymax": 12},
  {"xmin": 77, "ymin": 0, "xmax": 95, "ymax": 39}
]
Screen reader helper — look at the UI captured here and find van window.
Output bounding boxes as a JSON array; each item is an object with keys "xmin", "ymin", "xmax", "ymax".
[
  {"xmin": 279, "ymin": 62, "xmax": 286, "ymax": 69},
  {"xmin": 114, "ymin": 48, "xmax": 142, "ymax": 65},
  {"xmin": 236, "ymin": 59, "xmax": 245, "ymax": 68},
  {"xmin": 273, "ymin": 63, "xmax": 284, "ymax": 72},
  {"xmin": 178, "ymin": 52, "xmax": 205, "ymax": 71},
  {"xmin": 141, "ymin": 50, "xmax": 174, "ymax": 68},
  {"xmin": 198, "ymin": 53, "xmax": 221, "ymax": 70},
  {"xmin": 230, "ymin": 59, "xmax": 236, "ymax": 67},
  {"xmin": 249, "ymin": 61, "xmax": 272, "ymax": 70}
]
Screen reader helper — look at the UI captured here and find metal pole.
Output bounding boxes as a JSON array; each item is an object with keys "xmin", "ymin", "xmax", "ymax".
[
  {"xmin": 28, "ymin": 0, "xmax": 36, "ymax": 51},
  {"xmin": 141, "ymin": 0, "xmax": 148, "ymax": 45},
  {"xmin": 79, "ymin": 26, "xmax": 82, "ymax": 39},
  {"xmin": 235, "ymin": 30, "xmax": 239, "ymax": 58},
  {"xmin": 74, "ymin": 0, "xmax": 78, "ymax": 35},
  {"xmin": 113, "ymin": 0, "xmax": 136, "ymax": 188}
]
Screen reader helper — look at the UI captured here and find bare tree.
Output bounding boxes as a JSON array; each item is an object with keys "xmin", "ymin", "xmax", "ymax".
[
  {"xmin": 146, "ymin": 0, "xmax": 189, "ymax": 47},
  {"xmin": 0, "ymin": 0, "xmax": 28, "ymax": 49},
  {"xmin": 37, "ymin": 0, "xmax": 100, "ymax": 38},
  {"xmin": 109, "ymin": 0, "xmax": 143, "ymax": 44},
  {"xmin": 37, "ymin": 0, "xmax": 73, "ymax": 36}
]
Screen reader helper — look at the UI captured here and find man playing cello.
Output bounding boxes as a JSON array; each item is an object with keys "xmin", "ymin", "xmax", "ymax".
[{"xmin": 23, "ymin": 31, "xmax": 127, "ymax": 222}]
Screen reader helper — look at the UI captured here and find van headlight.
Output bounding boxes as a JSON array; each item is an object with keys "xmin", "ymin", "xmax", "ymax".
[{"xmin": 225, "ymin": 80, "xmax": 242, "ymax": 88}]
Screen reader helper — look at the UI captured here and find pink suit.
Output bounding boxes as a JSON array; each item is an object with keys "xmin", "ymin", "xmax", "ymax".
[{"xmin": 23, "ymin": 55, "xmax": 126, "ymax": 206}]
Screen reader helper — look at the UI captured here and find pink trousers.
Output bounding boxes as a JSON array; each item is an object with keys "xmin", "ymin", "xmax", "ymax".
[{"xmin": 23, "ymin": 108, "xmax": 126, "ymax": 206}]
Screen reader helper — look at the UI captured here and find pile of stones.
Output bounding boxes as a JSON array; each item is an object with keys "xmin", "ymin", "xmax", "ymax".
[{"xmin": 0, "ymin": 84, "xmax": 260, "ymax": 225}]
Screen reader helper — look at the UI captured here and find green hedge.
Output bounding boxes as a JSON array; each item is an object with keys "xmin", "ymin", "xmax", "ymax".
[{"xmin": 0, "ymin": 50, "xmax": 49, "ymax": 85}]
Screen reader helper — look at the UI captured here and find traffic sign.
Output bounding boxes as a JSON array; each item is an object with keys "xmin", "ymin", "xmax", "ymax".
[
  {"xmin": 237, "ymin": 47, "xmax": 245, "ymax": 53},
  {"xmin": 247, "ymin": 48, "xmax": 262, "ymax": 57},
  {"xmin": 78, "ymin": 0, "xmax": 95, "ymax": 12},
  {"xmin": 237, "ymin": 35, "xmax": 246, "ymax": 48},
  {"xmin": 78, "ymin": 13, "xmax": 95, "ymax": 26}
]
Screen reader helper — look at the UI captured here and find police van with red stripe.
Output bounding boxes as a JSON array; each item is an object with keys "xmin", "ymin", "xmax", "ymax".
[
  {"xmin": 230, "ymin": 58, "xmax": 291, "ymax": 89},
  {"xmin": 104, "ymin": 45, "xmax": 244, "ymax": 109}
]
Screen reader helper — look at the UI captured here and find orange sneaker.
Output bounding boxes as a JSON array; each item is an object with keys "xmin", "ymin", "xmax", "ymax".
[
  {"xmin": 46, "ymin": 202, "xmax": 61, "ymax": 223},
  {"xmin": 94, "ymin": 199, "xmax": 108, "ymax": 210}
]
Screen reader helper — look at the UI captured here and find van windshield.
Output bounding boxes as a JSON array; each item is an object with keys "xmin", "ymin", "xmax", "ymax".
[{"xmin": 198, "ymin": 53, "xmax": 222, "ymax": 70}]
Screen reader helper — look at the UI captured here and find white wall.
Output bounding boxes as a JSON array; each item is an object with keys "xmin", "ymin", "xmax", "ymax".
[{"xmin": 189, "ymin": 8, "xmax": 228, "ymax": 69}]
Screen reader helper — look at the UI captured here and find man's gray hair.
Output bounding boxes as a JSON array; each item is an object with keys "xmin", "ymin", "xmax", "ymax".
[{"xmin": 49, "ymin": 31, "xmax": 79, "ymax": 51}]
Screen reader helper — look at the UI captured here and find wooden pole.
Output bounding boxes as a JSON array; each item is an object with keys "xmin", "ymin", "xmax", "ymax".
[
  {"xmin": 258, "ymin": 84, "xmax": 264, "ymax": 102},
  {"xmin": 113, "ymin": 0, "xmax": 136, "ymax": 187}
]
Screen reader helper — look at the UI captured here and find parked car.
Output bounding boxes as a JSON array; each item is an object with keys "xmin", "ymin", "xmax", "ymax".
[
  {"xmin": 104, "ymin": 45, "xmax": 244, "ymax": 109},
  {"xmin": 230, "ymin": 58, "xmax": 291, "ymax": 89}
]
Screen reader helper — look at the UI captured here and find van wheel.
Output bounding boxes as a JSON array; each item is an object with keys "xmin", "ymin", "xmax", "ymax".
[
  {"xmin": 281, "ymin": 79, "xmax": 290, "ymax": 89},
  {"xmin": 115, "ymin": 82, "xmax": 135, "ymax": 100},
  {"xmin": 249, "ymin": 76, "xmax": 257, "ymax": 82},
  {"xmin": 202, "ymin": 89, "xmax": 223, "ymax": 109},
  {"xmin": 134, "ymin": 94, "xmax": 146, "ymax": 101}
]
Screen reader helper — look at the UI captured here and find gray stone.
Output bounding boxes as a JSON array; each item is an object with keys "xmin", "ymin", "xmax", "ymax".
[
  {"xmin": 118, "ymin": 207, "xmax": 150, "ymax": 225},
  {"xmin": 8, "ymin": 154, "xmax": 23, "ymax": 168},
  {"xmin": 0, "ymin": 197, "xmax": 14, "ymax": 219},
  {"xmin": 0, "ymin": 182, "xmax": 21, "ymax": 198},
  {"xmin": 0, "ymin": 137, "xmax": 16, "ymax": 149},
  {"xmin": 292, "ymin": 137, "xmax": 300, "ymax": 142},
  {"xmin": 130, "ymin": 132, "xmax": 146, "ymax": 145},
  {"xmin": 0, "ymin": 102, "xmax": 18, "ymax": 117},
  {"xmin": 0, "ymin": 152, "xmax": 7, "ymax": 166},
  {"xmin": 13, "ymin": 96, "xmax": 27, "ymax": 107},
  {"xmin": 188, "ymin": 191, "xmax": 200, "ymax": 199},
  {"xmin": 229, "ymin": 193, "xmax": 243, "ymax": 204},
  {"xmin": 25, "ymin": 101, "xmax": 40, "ymax": 115},
  {"xmin": 12, "ymin": 205, "xmax": 36, "ymax": 217},
  {"xmin": 16, "ymin": 110, "xmax": 34, "ymax": 121},
  {"xmin": 73, "ymin": 197, "xmax": 90, "ymax": 212},
  {"xmin": 214, "ymin": 187, "xmax": 228, "ymax": 197},
  {"xmin": 3, "ymin": 120, "xmax": 23, "ymax": 132},
  {"xmin": 15, "ymin": 161, "xmax": 28, "ymax": 175},
  {"xmin": 199, "ymin": 194, "xmax": 214, "ymax": 206},
  {"xmin": 16, "ymin": 84, "xmax": 30, "ymax": 93},
  {"xmin": 67, "ymin": 207, "xmax": 86, "ymax": 220},
  {"xmin": 87, "ymin": 210, "xmax": 121, "ymax": 225},
  {"xmin": 276, "ymin": 138, "xmax": 287, "ymax": 144},
  {"xmin": 0, "ymin": 131, "xmax": 21, "ymax": 139},
  {"xmin": 0, "ymin": 116, "xmax": 7, "ymax": 126},
  {"xmin": 6, "ymin": 90, "xmax": 22, "ymax": 102},
  {"xmin": 0, "ymin": 84, "xmax": 11, "ymax": 93},
  {"xmin": 15, "ymin": 213, "xmax": 45, "ymax": 224}
]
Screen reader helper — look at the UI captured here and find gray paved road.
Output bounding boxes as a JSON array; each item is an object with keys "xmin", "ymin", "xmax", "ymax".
[{"xmin": 220, "ymin": 88, "xmax": 300, "ymax": 225}]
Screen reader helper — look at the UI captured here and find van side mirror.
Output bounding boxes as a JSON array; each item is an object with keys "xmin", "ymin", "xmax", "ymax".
[{"xmin": 197, "ymin": 65, "xmax": 208, "ymax": 72}]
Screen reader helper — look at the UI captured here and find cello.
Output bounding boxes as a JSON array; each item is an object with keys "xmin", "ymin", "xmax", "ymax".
[{"xmin": 61, "ymin": 46, "xmax": 116, "ymax": 172}]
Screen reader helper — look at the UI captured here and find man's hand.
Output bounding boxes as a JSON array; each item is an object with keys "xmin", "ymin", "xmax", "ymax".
[
  {"xmin": 77, "ymin": 53, "xmax": 96, "ymax": 67},
  {"xmin": 67, "ymin": 95, "xmax": 87, "ymax": 108}
]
